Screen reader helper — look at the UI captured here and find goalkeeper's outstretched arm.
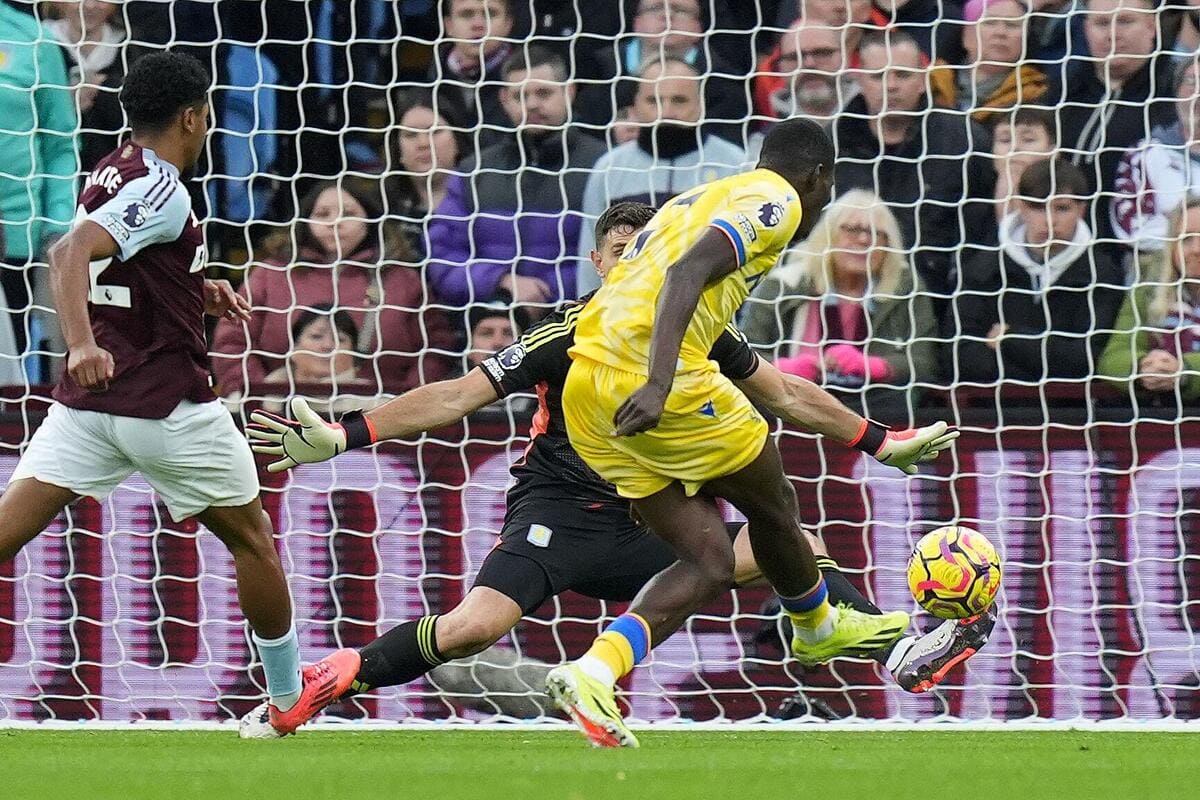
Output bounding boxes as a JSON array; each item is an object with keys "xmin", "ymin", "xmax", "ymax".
[
  {"xmin": 735, "ymin": 356, "xmax": 958, "ymax": 475},
  {"xmin": 248, "ymin": 369, "xmax": 499, "ymax": 472},
  {"xmin": 363, "ymin": 369, "xmax": 498, "ymax": 440}
]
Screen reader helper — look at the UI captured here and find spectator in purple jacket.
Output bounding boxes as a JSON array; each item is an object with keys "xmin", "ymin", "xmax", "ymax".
[{"xmin": 426, "ymin": 45, "xmax": 607, "ymax": 311}]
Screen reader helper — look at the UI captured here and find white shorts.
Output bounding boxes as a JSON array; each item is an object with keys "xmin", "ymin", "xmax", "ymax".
[{"xmin": 10, "ymin": 399, "xmax": 260, "ymax": 522}]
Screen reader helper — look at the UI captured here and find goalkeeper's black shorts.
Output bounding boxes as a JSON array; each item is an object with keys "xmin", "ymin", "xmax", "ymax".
[{"xmin": 472, "ymin": 483, "xmax": 741, "ymax": 614}]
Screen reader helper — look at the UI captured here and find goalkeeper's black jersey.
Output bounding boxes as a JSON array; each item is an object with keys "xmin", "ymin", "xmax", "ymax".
[{"xmin": 478, "ymin": 293, "xmax": 760, "ymax": 508}]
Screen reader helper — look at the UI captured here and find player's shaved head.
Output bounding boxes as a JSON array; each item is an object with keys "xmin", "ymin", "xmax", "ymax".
[
  {"xmin": 120, "ymin": 51, "xmax": 211, "ymax": 132},
  {"xmin": 758, "ymin": 116, "xmax": 835, "ymax": 236},
  {"xmin": 595, "ymin": 201, "xmax": 657, "ymax": 244},
  {"xmin": 758, "ymin": 116, "xmax": 835, "ymax": 178}
]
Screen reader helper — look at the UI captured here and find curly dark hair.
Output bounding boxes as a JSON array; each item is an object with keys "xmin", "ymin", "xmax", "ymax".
[{"xmin": 119, "ymin": 51, "xmax": 211, "ymax": 132}]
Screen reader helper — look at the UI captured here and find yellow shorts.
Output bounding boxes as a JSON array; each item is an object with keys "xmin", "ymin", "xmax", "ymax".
[{"xmin": 563, "ymin": 357, "xmax": 769, "ymax": 499}]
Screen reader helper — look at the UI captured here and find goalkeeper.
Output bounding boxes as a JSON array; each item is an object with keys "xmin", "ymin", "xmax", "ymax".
[{"xmin": 243, "ymin": 202, "xmax": 989, "ymax": 737}]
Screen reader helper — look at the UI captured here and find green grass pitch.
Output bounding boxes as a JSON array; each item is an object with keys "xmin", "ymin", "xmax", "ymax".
[{"xmin": 3, "ymin": 729, "xmax": 1192, "ymax": 800}]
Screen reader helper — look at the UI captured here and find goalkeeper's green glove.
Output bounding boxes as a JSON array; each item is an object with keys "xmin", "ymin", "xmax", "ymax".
[
  {"xmin": 247, "ymin": 397, "xmax": 377, "ymax": 473},
  {"xmin": 846, "ymin": 419, "xmax": 958, "ymax": 475}
]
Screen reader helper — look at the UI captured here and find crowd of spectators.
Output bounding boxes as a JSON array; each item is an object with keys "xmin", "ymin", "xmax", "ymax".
[{"xmin": 3, "ymin": 0, "xmax": 1200, "ymax": 422}]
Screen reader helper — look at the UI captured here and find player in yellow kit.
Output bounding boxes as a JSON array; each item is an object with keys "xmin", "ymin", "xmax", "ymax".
[
  {"xmin": 548, "ymin": 118, "xmax": 957, "ymax": 747},
  {"xmin": 564, "ymin": 165, "xmax": 801, "ymax": 497}
]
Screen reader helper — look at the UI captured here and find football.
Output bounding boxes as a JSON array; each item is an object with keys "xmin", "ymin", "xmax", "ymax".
[{"xmin": 907, "ymin": 526, "xmax": 1002, "ymax": 619}]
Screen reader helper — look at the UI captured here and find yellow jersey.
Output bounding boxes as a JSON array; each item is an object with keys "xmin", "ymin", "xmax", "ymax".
[{"xmin": 570, "ymin": 168, "xmax": 802, "ymax": 375}]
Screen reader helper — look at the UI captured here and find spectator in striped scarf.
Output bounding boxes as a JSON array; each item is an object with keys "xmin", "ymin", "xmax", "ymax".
[{"xmin": 927, "ymin": 0, "xmax": 1049, "ymax": 128}]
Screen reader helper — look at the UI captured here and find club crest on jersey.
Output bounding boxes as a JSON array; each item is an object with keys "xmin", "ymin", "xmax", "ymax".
[
  {"xmin": 758, "ymin": 202, "xmax": 785, "ymax": 228},
  {"xmin": 123, "ymin": 202, "xmax": 151, "ymax": 228},
  {"xmin": 526, "ymin": 524, "xmax": 553, "ymax": 548},
  {"xmin": 497, "ymin": 343, "xmax": 526, "ymax": 369}
]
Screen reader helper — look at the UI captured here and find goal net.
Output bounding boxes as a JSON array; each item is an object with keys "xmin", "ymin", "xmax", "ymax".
[{"xmin": 0, "ymin": 0, "xmax": 1197, "ymax": 725}]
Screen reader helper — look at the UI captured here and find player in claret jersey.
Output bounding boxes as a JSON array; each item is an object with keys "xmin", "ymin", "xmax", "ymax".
[{"xmin": 0, "ymin": 52, "xmax": 350, "ymax": 735}]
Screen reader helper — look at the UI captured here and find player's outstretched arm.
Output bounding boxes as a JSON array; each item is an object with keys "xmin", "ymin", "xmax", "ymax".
[
  {"xmin": 248, "ymin": 369, "xmax": 499, "ymax": 472},
  {"xmin": 614, "ymin": 228, "xmax": 739, "ymax": 436},
  {"xmin": 48, "ymin": 221, "xmax": 118, "ymax": 391},
  {"xmin": 736, "ymin": 357, "xmax": 958, "ymax": 475}
]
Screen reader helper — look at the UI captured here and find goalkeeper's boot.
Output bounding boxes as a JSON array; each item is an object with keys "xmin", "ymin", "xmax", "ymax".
[
  {"xmin": 545, "ymin": 663, "xmax": 639, "ymax": 748},
  {"xmin": 791, "ymin": 604, "xmax": 909, "ymax": 665},
  {"xmin": 890, "ymin": 611, "xmax": 996, "ymax": 693},
  {"xmin": 267, "ymin": 648, "xmax": 362, "ymax": 736}
]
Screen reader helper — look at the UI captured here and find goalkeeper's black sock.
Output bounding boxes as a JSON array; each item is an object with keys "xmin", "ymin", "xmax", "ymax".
[
  {"xmin": 816, "ymin": 556, "xmax": 898, "ymax": 662},
  {"xmin": 348, "ymin": 615, "xmax": 445, "ymax": 694},
  {"xmin": 816, "ymin": 556, "xmax": 881, "ymax": 615}
]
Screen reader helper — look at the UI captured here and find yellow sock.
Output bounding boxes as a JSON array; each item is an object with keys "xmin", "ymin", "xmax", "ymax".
[
  {"xmin": 781, "ymin": 580, "xmax": 836, "ymax": 644},
  {"xmin": 586, "ymin": 635, "xmax": 633, "ymax": 679},
  {"xmin": 788, "ymin": 599, "xmax": 833, "ymax": 628},
  {"xmin": 576, "ymin": 613, "xmax": 652, "ymax": 686},
  {"xmin": 789, "ymin": 600, "xmax": 836, "ymax": 644}
]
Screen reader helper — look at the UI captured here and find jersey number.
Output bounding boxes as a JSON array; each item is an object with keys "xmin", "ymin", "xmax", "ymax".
[
  {"xmin": 74, "ymin": 205, "xmax": 131, "ymax": 308},
  {"xmin": 621, "ymin": 229, "xmax": 653, "ymax": 261},
  {"xmin": 621, "ymin": 188, "xmax": 707, "ymax": 262},
  {"xmin": 187, "ymin": 210, "xmax": 207, "ymax": 273},
  {"xmin": 88, "ymin": 260, "xmax": 131, "ymax": 308},
  {"xmin": 670, "ymin": 191, "xmax": 702, "ymax": 208},
  {"xmin": 619, "ymin": 187, "xmax": 710, "ymax": 262}
]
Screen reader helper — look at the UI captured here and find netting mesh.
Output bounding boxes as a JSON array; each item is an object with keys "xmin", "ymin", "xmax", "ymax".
[{"xmin": 0, "ymin": 0, "xmax": 1197, "ymax": 723}]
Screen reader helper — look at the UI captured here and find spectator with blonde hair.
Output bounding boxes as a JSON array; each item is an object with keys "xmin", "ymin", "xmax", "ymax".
[
  {"xmin": 742, "ymin": 189, "xmax": 938, "ymax": 415},
  {"xmin": 1099, "ymin": 197, "xmax": 1200, "ymax": 401}
]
